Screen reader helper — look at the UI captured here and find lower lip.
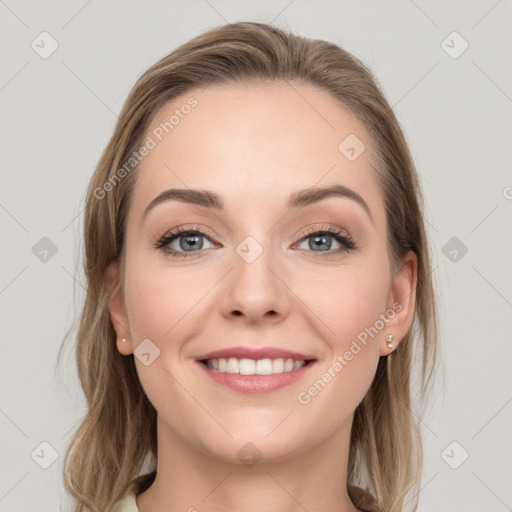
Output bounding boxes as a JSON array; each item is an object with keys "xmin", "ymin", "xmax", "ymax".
[{"xmin": 196, "ymin": 361, "xmax": 316, "ymax": 394}]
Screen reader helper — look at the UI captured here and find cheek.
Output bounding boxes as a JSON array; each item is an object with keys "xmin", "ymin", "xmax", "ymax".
[
  {"xmin": 124, "ymin": 243, "xmax": 391, "ymax": 357},
  {"xmin": 293, "ymin": 268, "xmax": 390, "ymax": 423},
  {"xmin": 123, "ymin": 254, "xmax": 211, "ymax": 343},
  {"xmin": 303, "ymin": 264, "xmax": 390, "ymax": 353},
  {"xmin": 122, "ymin": 256, "xmax": 212, "ymax": 433}
]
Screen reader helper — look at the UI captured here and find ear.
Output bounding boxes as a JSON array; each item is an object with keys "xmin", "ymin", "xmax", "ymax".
[
  {"xmin": 380, "ymin": 250, "xmax": 417, "ymax": 356},
  {"xmin": 106, "ymin": 261, "xmax": 133, "ymax": 356}
]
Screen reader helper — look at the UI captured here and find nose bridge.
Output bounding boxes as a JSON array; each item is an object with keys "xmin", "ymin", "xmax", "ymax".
[{"xmin": 221, "ymin": 232, "xmax": 290, "ymax": 323}]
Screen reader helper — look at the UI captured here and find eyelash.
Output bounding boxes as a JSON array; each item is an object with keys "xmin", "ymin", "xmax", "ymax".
[{"xmin": 153, "ymin": 225, "xmax": 356, "ymax": 259}]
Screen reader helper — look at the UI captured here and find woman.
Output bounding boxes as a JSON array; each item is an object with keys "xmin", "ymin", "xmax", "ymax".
[{"xmin": 62, "ymin": 21, "xmax": 438, "ymax": 512}]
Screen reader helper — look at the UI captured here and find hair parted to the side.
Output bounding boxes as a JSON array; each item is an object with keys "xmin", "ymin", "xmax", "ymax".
[{"xmin": 59, "ymin": 21, "xmax": 438, "ymax": 512}]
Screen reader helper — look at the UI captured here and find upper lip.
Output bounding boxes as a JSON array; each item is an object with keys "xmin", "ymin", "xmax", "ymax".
[{"xmin": 196, "ymin": 346, "xmax": 316, "ymax": 362}]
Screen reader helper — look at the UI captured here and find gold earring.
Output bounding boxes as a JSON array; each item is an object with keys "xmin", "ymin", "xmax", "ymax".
[
  {"xmin": 386, "ymin": 334, "xmax": 394, "ymax": 349},
  {"xmin": 122, "ymin": 338, "xmax": 128, "ymax": 343}
]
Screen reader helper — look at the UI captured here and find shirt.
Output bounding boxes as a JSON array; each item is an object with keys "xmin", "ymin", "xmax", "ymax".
[{"xmin": 112, "ymin": 487, "xmax": 138, "ymax": 512}]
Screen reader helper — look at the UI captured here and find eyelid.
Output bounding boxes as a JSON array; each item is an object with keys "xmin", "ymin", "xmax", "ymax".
[
  {"xmin": 158, "ymin": 224, "xmax": 220, "ymax": 243},
  {"xmin": 295, "ymin": 223, "xmax": 353, "ymax": 240},
  {"xmin": 152, "ymin": 224, "xmax": 220, "ymax": 257},
  {"xmin": 154, "ymin": 223, "xmax": 356, "ymax": 257}
]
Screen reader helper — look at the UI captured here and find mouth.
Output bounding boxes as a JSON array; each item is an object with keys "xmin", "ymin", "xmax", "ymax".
[
  {"xmin": 198, "ymin": 357, "xmax": 316, "ymax": 374},
  {"xmin": 195, "ymin": 346, "xmax": 317, "ymax": 394}
]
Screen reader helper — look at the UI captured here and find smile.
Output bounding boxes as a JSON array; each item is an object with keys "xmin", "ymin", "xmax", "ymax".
[
  {"xmin": 203, "ymin": 357, "xmax": 309, "ymax": 374},
  {"xmin": 197, "ymin": 360, "xmax": 316, "ymax": 394},
  {"xmin": 195, "ymin": 346, "xmax": 317, "ymax": 394}
]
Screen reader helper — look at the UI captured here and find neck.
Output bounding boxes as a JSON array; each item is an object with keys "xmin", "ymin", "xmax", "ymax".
[{"xmin": 136, "ymin": 416, "xmax": 360, "ymax": 512}]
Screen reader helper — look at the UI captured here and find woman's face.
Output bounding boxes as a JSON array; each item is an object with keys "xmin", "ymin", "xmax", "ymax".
[{"xmin": 108, "ymin": 81, "xmax": 416, "ymax": 464}]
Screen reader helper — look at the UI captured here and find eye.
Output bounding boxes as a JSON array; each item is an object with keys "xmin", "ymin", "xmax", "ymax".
[
  {"xmin": 294, "ymin": 226, "xmax": 356, "ymax": 256},
  {"xmin": 154, "ymin": 224, "xmax": 356, "ymax": 259},
  {"xmin": 154, "ymin": 227, "xmax": 217, "ymax": 258}
]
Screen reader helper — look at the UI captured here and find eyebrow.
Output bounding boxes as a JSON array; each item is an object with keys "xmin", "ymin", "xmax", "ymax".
[{"xmin": 142, "ymin": 184, "xmax": 372, "ymax": 223}]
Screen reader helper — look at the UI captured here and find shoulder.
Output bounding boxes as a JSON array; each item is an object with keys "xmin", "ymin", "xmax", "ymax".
[
  {"xmin": 111, "ymin": 483, "xmax": 139, "ymax": 512},
  {"xmin": 111, "ymin": 483, "xmax": 379, "ymax": 512}
]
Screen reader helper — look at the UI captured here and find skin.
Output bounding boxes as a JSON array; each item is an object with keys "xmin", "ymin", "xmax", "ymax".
[{"xmin": 107, "ymin": 81, "xmax": 417, "ymax": 512}]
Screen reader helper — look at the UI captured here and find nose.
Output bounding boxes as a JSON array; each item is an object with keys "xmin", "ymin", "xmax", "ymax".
[{"xmin": 220, "ymin": 244, "xmax": 291, "ymax": 326}]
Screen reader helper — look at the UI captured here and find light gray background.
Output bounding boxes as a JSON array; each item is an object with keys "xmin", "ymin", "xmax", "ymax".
[{"xmin": 1, "ymin": 1, "xmax": 511, "ymax": 511}]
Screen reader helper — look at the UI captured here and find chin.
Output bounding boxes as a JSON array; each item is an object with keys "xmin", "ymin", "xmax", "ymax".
[{"xmin": 195, "ymin": 423, "xmax": 314, "ymax": 467}]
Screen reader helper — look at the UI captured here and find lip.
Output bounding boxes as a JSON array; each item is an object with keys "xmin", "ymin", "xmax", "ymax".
[
  {"xmin": 195, "ymin": 346, "xmax": 315, "ymax": 361},
  {"xmin": 194, "ymin": 346, "xmax": 317, "ymax": 394},
  {"xmin": 196, "ymin": 360, "xmax": 316, "ymax": 394}
]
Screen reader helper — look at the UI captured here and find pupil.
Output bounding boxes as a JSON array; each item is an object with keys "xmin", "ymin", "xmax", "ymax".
[
  {"xmin": 180, "ymin": 234, "xmax": 202, "ymax": 251},
  {"xmin": 310, "ymin": 235, "xmax": 331, "ymax": 251}
]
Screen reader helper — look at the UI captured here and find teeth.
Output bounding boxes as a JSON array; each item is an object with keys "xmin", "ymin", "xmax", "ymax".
[
  {"xmin": 272, "ymin": 358, "xmax": 284, "ymax": 373},
  {"xmin": 205, "ymin": 357, "xmax": 307, "ymax": 375},
  {"xmin": 293, "ymin": 360, "xmax": 303, "ymax": 370},
  {"xmin": 226, "ymin": 357, "xmax": 239, "ymax": 373},
  {"xmin": 256, "ymin": 359, "xmax": 273, "ymax": 375}
]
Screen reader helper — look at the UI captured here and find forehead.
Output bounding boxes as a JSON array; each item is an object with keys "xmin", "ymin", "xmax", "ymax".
[{"xmin": 128, "ymin": 81, "xmax": 384, "ymax": 225}]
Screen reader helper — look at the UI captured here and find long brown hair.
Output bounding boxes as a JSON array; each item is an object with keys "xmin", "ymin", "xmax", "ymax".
[{"xmin": 59, "ymin": 21, "xmax": 438, "ymax": 512}]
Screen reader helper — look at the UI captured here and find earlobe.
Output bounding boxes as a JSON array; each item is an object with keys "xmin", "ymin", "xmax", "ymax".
[
  {"xmin": 105, "ymin": 261, "xmax": 133, "ymax": 356},
  {"xmin": 380, "ymin": 250, "xmax": 417, "ymax": 356}
]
